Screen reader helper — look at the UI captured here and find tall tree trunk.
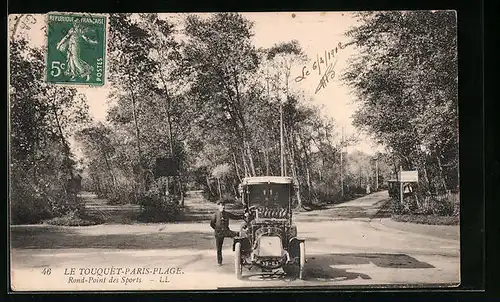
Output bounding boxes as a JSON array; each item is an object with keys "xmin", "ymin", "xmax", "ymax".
[
  {"xmin": 95, "ymin": 175, "xmax": 101, "ymax": 196},
  {"xmin": 218, "ymin": 70, "xmax": 255, "ymax": 177},
  {"xmin": 306, "ymin": 167, "xmax": 312, "ymax": 199},
  {"xmin": 237, "ymin": 106, "xmax": 255, "ymax": 177},
  {"xmin": 103, "ymin": 154, "xmax": 116, "ymax": 190},
  {"xmin": 162, "ymin": 82, "xmax": 176, "ymax": 200},
  {"xmin": 177, "ymin": 170, "xmax": 184, "ymax": 206},
  {"xmin": 180, "ymin": 180, "xmax": 185, "ymax": 205},
  {"xmin": 51, "ymin": 105, "xmax": 75, "ymax": 196},
  {"xmin": 128, "ymin": 79, "xmax": 142, "ymax": 164},
  {"xmin": 300, "ymin": 137, "xmax": 313, "ymax": 198},
  {"xmin": 359, "ymin": 167, "xmax": 362, "ymax": 188},
  {"xmin": 436, "ymin": 152, "xmax": 448, "ymax": 194},
  {"xmin": 127, "ymin": 77, "xmax": 144, "ymax": 195},
  {"xmin": 232, "ymin": 152, "xmax": 242, "ymax": 182},
  {"xmin": 217, "ymin": 178, "xmax": 222, "ymax": 199},
  {"xmin": 421, "ymin": 158, "xmax": 432, "ymax": 195},
  {"xmin": 232, "ymin": 180, "xmax": 238, "ymax": 197},
  {"xmin": 206, "ymin": 176, "xmax": 213, "ymax": 196},
  {"xmin": 166, "ymin": 111, "xmax": 176, "ymax": 199},
  {"xmin": 244, "ymin": 140, "xmax": 256, "ymax": 176},
  {"xmin": 264, "ymin": 139, "xmax": 270, "ymax": 176},
  {"xmin": 284, "ymin": 125, "xmax": 302, "ymax": 208},
  {"xmin": 155, "ymin": 44, "xmax": 184, "ymax": 205},
  {"xmin": 241, "ymin": 148, "xmax": 249, "ymax": 177},
  {"xmin": 280, "ymin": 102, "xmax": 285, "ymax": 176}
]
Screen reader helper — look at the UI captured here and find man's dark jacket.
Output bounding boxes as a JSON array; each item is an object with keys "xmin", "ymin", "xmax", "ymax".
[{"xmin": 210, "ymin": 209, "xmax": 243, "ymax": 236}]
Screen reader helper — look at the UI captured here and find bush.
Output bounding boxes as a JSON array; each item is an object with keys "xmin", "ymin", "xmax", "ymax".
[
  {"xmin": 390, "ymin": 194, "xmax": 420, "ymax": 215},
  {"xmin": 48, "ymin": 192, "xmax": 83, "ymax": 217},
  {"xmin": 132, "ymin": 177, "xmax": 181, "ymax": 222},
  {"xmin": 45, "ymin": 210, "xmax": 103, "ymax": 226},
  {"xmin": 137, "ymin": 194, "xmax": 180, "ymax": 223},
  {"xmin": 11, "ymin": 184, "xmax": 84, "ymax": 225},
  {"xmin": 312, "ymin": 183, "xmax": 343, "ymax": 204},
  {"xmin": 390, "ymin": 198, "xmax": 404, "ymax": 215},
  {"xmin": 416, "ymin": 194, "xmax": 457, "ymax": 216},
  {"xmin": 107, "ymin": 189, "xmax": 136, "ymax": 205},
  {"xmin": 11, "ymin": 195, "xmax": 51, "ymax": 224},
  {"xmin": 392, "ymin": 214, "xmax": 459, "ymax": 225},
  {"xmin": 349, "ymin": 186, "xmax": 367, "ymax": 195},
  {"xmin": 390, "ymin": 192, "xmax": 459, "ymax": 217}
]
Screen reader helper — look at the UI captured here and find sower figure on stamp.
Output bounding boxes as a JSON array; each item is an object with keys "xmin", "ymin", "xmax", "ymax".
[
  {"xmin": 210, "ymin": 201, "xmax": 245, "ymax": 266},
  {"xmin": 56, "ymin": 23, "xmax": 97, "ymax": 81}
]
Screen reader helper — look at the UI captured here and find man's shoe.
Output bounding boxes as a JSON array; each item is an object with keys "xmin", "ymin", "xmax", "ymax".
[{"xmin": 218, "ymin": 263, "xmax": 223, "ymax": 266}]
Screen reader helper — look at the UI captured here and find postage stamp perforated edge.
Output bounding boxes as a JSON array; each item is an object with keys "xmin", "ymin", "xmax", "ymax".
[{"xmin": 44, "ymin": 12, "xmax": 108, "ymax": 87}]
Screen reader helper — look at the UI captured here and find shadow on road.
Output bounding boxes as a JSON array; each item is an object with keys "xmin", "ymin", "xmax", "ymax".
[
  {"xmin": 308, "ymin": 253, "xmax": 434, "ymax": 269},
  {"xmin": 220, "ymin": 252, "xmax": 433, "ymax": 283},
  {"xmin": 238, "ymin": 266, "xmax": 371, "ymax": 283},
  {"xmin": 302, "ymin": 252, "xmax": 434, "ymax": 281},
  {"xmin": 11, "ymin": 226, "xmax": 216, "ymax": 250}
]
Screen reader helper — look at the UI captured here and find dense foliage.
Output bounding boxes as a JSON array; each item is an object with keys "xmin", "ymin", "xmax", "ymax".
[
  {"xmin": 10, "ymin": 12, "xmax": 458, "ymax": 224},
  {"xmin": 10, "ymin": 39, "xmax": 90, "ymax": 224},
  {"xmin": 73, "ymin": 13, "xmax": 390, "ymax": 215},
  {"xmin": 343, "ymin": 11, "xmax": 458, "ymax": 193},
  {"xmin": 343, "ymin": 11, "xmax": 458, "ymax": 214}
]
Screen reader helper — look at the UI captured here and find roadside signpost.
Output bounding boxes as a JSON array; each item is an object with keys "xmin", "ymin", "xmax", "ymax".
[
  {"xmin": 397, "ymin": 167, "xmax": 419, "ymax": 204},
  {"xmin": 154, "ymin": 157, "xmax": 179, "ymax": 200},
  {"xmin": 154, "ymin": 157, "xmax": 179, "ymax": 178},
  {"xmin": 398, "ymin": 170, "xmax": 419, "ymax": 182}
]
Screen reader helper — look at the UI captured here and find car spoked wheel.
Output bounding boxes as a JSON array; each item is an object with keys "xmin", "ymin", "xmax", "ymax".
[{"xmin": 235, "ymin": 242, "xmax": 242, "ymax": 279}]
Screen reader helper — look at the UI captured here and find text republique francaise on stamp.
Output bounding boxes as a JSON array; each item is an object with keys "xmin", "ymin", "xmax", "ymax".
[{"xmin": 46, "ymin": 13, "xmax": 106, "ymax": 86}]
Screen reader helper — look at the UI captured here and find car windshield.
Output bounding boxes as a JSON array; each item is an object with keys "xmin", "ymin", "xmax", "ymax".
[{"xmin": 247, "ymin": 183, "xmax": 290, "ymax": 208}]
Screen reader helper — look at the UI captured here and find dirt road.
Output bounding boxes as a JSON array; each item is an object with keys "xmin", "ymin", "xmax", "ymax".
[{"xmin": 10, "ymin": 191, "xmax": 460, "ymax": 290}]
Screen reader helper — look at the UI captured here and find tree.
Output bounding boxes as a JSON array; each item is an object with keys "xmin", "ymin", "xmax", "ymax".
[
  {"xmin": 108, "ymin": 13, "xmax": 158, "ymax": 194},
  {"xmin": 136, "ymin": 14, "xmax": 190, "ymax": 204},
  {"xmin": 342, "ymin": 11, "xmax": 458, "ymax": 194},
  {"xmin": 183, "ymin": 13, "xmax": 260, "ymax": 177},
  {"xmin": 74, "ymin": 123, "xmax": 117, "ymax": 196},
  {"xmin": 262, "ymin": 40, "xmax": 307, "ymax": 206},
  {"xmin": 211, "ymin": 163, "xmax": 233, "ymax": 199},
  {"xmin": 10, "ymin": 38, "xmax": 90, "ymax": 223}
]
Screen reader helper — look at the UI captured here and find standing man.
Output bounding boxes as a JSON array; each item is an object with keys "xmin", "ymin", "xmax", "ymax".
[{"xmin": 210, "ymin": 201, "xmax": 245, "ymax": 266}]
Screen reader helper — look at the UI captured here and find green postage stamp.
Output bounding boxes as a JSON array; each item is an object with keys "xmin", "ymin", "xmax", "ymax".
[{"xmin": 46, "ymin": 13, "xmax": 106, "ymax": 86}]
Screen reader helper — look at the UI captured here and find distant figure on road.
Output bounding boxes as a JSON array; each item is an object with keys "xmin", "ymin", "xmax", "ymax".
[
  {"xmin": 366, "ymin": 184, "xmax": 371, "ymax": 194},
  {"xmin": 210, "ymin": 201, "xmax": 245, "ymax": 266}
]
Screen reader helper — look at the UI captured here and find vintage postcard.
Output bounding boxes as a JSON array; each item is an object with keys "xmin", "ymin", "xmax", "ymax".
[{"xmin": 8, "ymin": 11, "xmax": 460, "ymax": 291}]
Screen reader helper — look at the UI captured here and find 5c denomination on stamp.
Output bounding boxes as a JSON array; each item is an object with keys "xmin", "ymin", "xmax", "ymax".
[{"xmin": 45, "ymin": 13, "xmax": 106, "ymax": 86}]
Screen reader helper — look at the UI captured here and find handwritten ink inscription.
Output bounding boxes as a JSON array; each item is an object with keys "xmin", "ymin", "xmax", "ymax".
[
  {"xmin": 314, "ymin": 60, "xmax": 338, "ymax": 94},
  {"xmin": 295, "ymin": 41, "xmax": 349, "ymax": 94}
]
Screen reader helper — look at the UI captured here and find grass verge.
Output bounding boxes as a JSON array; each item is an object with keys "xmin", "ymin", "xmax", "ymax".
[{"xmin": 392, "ymin": 214, "xmax": 459, "ymax": 226}]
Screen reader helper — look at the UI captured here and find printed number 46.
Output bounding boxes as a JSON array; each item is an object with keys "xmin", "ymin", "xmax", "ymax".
[
  {"xmin": 41, "ymin": 267, "xmax": 51, "ymax": 275},
  {"xmin": 50, "ymin": 61, "xmax": 66, "ymax": 77}
]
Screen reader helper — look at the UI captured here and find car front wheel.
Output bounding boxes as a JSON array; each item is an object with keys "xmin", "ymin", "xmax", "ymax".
[
  {"xmin": 234, "ymin": 242, "xmax": 242, "ymax": 279},
  {"xmin": 298, "ymin": 241, "xmax": 305, "ymax": 280}
]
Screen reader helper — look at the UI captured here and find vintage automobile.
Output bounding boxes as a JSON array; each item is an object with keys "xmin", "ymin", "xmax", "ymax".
[{"xmin": 232, "ymin": 176, "xmax": 306, "ymax": 280}]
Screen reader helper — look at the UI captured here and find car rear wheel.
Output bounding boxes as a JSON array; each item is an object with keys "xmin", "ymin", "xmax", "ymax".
[{"xmin": 235, "ymin": 242, "xmax": 242, "ymax": 279}]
